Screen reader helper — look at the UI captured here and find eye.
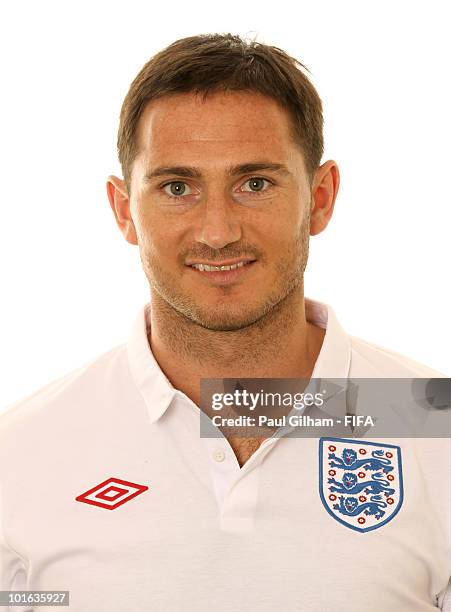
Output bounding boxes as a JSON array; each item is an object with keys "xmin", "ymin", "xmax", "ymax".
[
  {"xmin": 162, "ymin": 181, "xmax": 193, "ymax": 199},
  {"xmin": 240, "ymin": 177, "xmax": 272, "ymax": 193}
]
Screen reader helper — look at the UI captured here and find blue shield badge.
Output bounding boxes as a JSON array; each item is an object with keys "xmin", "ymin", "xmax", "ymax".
[{"xmin": 319, "ymin": 437, "xmax": 404, "ymax": 533}]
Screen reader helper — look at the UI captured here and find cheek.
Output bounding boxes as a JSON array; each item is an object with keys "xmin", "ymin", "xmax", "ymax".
[
  {"xmin": 262, "ymin": 216, "xmax": 303, "ymax": 252},
  {"xmin": 260, "ymin": 197, "xmax": 305, "ymax": 237},
  {"xmin": 138, "ymin": 224, "xmax": 182, "ymax": 272},
  {"xmin": 141, "ymin": 233, "xmax": 168, "ymax": 262},
  {"xmin": 134, "ymin": 208, "xmax": 165, "ymax": 253}
]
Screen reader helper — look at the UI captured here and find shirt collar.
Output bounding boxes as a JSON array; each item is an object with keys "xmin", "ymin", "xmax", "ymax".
[
  {"xmin": 126, "ymin": 296, "xmax": 351, "ymax": 424},
  {"xmin": 126, "ymin": 302, "xmax": 177, "ymax": 425},
  {"xmin": 306, "ymin": 297, "xmax": 351, "ymax": 380},
  {"xmin": 304, "ymin": 297, "xmax": 352, "ymax": 418}
]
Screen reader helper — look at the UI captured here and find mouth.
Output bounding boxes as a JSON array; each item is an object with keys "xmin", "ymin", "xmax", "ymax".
[{"xmin": 185, "ymin": 260, "xmax": 257, "ymax": 285}]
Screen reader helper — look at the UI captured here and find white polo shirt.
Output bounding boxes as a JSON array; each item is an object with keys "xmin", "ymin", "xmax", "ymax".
[{"xmin": 1, "ymin": 297, "xmax": 450, "ymax": 611}]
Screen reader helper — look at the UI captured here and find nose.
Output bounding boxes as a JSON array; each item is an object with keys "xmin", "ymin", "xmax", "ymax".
[{"xmin": 193, "ymin": 191, "xmax": 242, "ymax": 249}]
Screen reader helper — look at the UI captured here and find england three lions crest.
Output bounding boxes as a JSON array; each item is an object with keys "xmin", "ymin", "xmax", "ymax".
[{"xmin": 319, "ymin": 438, "xmax": 404, "ymax": 533}]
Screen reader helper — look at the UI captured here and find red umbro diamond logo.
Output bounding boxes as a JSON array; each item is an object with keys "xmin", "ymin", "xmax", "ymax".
[{"xmin": 75, "ymin": 477, "xmax": 149, "ymax": 510}]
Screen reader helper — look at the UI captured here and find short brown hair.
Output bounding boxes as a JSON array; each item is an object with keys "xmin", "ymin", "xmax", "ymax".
[{"xmin": 117, "ymin": 33, "xmax": 324, "ymax": 193}]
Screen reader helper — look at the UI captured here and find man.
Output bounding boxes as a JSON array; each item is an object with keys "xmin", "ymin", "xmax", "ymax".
[{"xmin": 1, "ymin": 33, "xmax": 450, "ymax": 611}]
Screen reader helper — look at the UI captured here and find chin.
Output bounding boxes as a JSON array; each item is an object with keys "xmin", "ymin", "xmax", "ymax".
[{"xmin": 190, "ymin": 304, "xmax": 266, "ymax": 332}]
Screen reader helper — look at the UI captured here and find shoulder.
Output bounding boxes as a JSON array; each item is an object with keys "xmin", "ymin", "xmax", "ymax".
[
  {"xmin": 0, "ymin": 343, "xmax": 128, "ymax": 444},
  {"xmin": 348, "ymin": 335, "xmax": 448, "ymax": 378}
]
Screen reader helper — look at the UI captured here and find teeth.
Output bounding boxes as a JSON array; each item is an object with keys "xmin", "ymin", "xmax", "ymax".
[{"xmin": 192, "ymin": 261, "xmax": 249, "ymax": 272}]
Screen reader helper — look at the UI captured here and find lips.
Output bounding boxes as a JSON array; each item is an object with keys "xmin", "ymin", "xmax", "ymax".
[
  {"xmin": 190, "ymin": 260, "xmax": 252, "ymax": 272},
  {"xmin": 187, "ymin": 259, "xmax": 257, "ymax": 285},
  {"xmin": 186, "ymin": 258, "xmax": 256, "ymax": 268}
]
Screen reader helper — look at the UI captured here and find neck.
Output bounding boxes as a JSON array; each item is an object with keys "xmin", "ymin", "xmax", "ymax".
[{"xmin": 147, "ymin": 283, "xmax": 325, "ymax": 407}]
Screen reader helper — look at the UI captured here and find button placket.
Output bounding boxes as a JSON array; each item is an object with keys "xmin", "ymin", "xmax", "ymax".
[{"xmin": 213, "ymin": 448, "xmax": 226, "ymax": 462}]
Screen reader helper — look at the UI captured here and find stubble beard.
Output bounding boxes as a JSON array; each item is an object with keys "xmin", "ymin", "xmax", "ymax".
[{"xmin": 137, "ymin": 206, "xmax": 311, "ymax": 363}]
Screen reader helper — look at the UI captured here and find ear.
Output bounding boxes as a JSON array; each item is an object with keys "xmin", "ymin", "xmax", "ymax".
[
  {"xmin": 106, "ymin": 175, "xmax": 138, "ymax": 245},
  {"xmin": 309, "ymin": 160, "xmax": 340, "ymax": 236}
]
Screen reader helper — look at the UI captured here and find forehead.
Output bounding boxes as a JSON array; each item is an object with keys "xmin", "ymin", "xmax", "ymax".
[{"xmin": 135, "ymin": 91, "xmax": 296, "ymax": 160}]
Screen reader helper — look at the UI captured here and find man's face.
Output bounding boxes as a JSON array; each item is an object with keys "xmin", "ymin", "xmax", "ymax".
[{"xmin": 129, "ymin": 90, "xmax": 315, "ymax": 331}]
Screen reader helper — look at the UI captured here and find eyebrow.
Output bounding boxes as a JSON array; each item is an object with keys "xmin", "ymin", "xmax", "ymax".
[{"xmin": 143, "ymin": 162, "xmax": 291, "ymax": 183}]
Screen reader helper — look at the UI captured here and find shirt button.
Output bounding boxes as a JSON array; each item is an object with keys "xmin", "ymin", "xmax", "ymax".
[{"xmin": 213, "ymin": 449, "xmax": 226, "ymax": 462}]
